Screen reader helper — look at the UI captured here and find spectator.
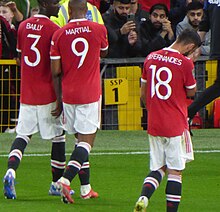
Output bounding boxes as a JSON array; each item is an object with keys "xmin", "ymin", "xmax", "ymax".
[
  {"xmin": 50, "ymin": 0, "xmax": 108, "ymax": 203},
  {"xmin": 0, "ymin": 14, "xmax": 17, "ymax": 132},
  {"xmin": 102, "ymin": 0, "xmax": 141, "ymax": 58},
  {"xmin": 188, "ymin": 0, "xmax": 220, "ymax": 122},
  {"xmin": 139, "ymin": 3, "xmax": 174, "ymax": 57},
  {"xmin": 170, "ymin": 0, "xmax": 189, "ymax": 30},
  {"xmin": 51, "ymin": 0, "xmax": 104, "ymax": 26},
  {"xmin": 13, "ymin": 0, "xmax": 38, "ymax": 19},
  {"xmin": 130, "ymin": 0, "xmax": 149, "ymax": 23},
  {"xmin": 176, "ymin": 1, "xmax": 210, "ymax": 56},
  {"xmin": 134, "ymin": 29, "xmax": 201, "ymax": 212},
  {"xmin": 2, "ymin": 0, "xmax": 68, "ymax": 199}
]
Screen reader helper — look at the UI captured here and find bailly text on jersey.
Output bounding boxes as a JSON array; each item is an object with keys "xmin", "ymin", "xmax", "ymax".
[
  {"xmin": 65, "ymin": 26, "xmax": 92, "ymax": 35},
  {"xmin": 26, "ymin": 23, "xmax": 43, "ymax": 31}
]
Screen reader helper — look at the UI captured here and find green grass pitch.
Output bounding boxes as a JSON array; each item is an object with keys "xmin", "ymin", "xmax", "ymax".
[{"xmin": 0, "ymin": 129, "xmax": 220, "ymax": 211}]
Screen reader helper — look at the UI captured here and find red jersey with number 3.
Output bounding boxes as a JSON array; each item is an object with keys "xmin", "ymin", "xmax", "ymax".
[
  {"xmin": 142, "ymin": 48, "xmax": 196, "ymax": 137},
  {"xmin": 50, "ymin": 18, "xmax": 108, "ymax": 104},
  {"xmin": 17, "ymin": 14, "xmax": 59, "ymax": 105}
]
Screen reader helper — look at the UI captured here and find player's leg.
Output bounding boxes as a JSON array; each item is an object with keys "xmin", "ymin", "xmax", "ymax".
[
  {"xmin": 57, "ymin": 101, "xmax": 100, "ymax": 203},
  {"xmin": 49, "ymin": 131, "xmax": 66, "ymax": 195},
  {"xmin": 74, "ymin": 136, "xmax": 98, "ymax": 199},
  {"xmin": 134, "ymin": 135, "xmax": 166, "ymax": 211},
  {"xmin": 3, "ymin": 104, "xmax": 37, "ymax": 199},
  {"xmin": 3, "ymin": 135, "xmax": 30, "ymax": 199},
  {"xmin": 58, "ymin": 133, "xmax": 95, "ymax": 203},
  {"xmin": 166, "ymin": 169, "xmax": 182, "ymax": 212},
  {"xmin": 165, "ymin": 132, "xmax": 194, "ymax": 212}
]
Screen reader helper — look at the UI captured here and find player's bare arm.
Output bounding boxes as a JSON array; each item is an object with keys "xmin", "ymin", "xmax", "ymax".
[
  {"xmin": 140, "ymin": 81, "xmax": 147, "ymax": 108},
  {"xmin": 186, "ymin": 87, "xmax": 196, "ymax": 98},
  {"xmin": 51, "ymin": 59, "xmax": 63, "ymax": 118}
]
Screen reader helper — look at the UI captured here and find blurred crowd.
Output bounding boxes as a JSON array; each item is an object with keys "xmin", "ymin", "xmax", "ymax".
[{"xmin": 0, "ymin": 0, "xmax": 209, "ymax": 60}]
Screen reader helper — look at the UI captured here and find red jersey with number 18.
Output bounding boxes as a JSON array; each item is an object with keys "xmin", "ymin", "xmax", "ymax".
[
  {"xmin": 17, "ymin": 14, "xmax": 59, "ymax": 105},
  {"xmin": 50, "ymin": 18, "xmax": 108, "ymax": 104},
  {"xmin": 142, "ymin": 48, "xmax": 196, "ymax": 137}
]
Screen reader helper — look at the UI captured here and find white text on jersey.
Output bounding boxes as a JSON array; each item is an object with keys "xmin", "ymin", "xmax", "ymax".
[
  {"xmin": 147, "ymin": 53, "xmax": 182, "ymax": 66},
  {"xmin": 26, "ymin": 23, "xmax": 43, "ymax": 31},
  {"xmin": 65, "ymin": 26, "xmax": 92, "ymax": 35}
]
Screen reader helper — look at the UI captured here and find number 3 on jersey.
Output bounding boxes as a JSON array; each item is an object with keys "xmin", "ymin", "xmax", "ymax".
[
  {"xmin": 150, "ymin": 64, "xmax": 172, "ymax": 100},
  {"xmin": 24, "ymin": 34, "xmax": 41, "ymax": 67}
]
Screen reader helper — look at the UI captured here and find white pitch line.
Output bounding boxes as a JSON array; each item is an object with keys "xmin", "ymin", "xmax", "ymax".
[{"xmin": 0, "ymin": 150, "xmax": 220, "ymax": 157}]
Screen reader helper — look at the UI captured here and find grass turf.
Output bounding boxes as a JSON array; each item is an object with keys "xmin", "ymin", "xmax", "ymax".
[{"xmin": 0, "ymin": 129, "xmax": 219, "ymax": 211}]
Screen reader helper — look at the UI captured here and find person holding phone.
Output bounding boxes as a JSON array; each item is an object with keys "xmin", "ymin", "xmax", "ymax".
[
  {"xmin": 102, "ymin": 0, "xmax": 141, "ymax": 58},
  {"xmin": 139, "ymin": 3, "xmax": 175, "ymax": 57}
]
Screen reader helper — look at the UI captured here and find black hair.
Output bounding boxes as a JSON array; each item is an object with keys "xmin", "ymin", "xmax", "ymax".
[
  {"xmin": 186, "ymin": 1, "xmax": 203, "ymax": 12},
  {"xmin": 176, "ymin": 28, "xmax": 202, "ymax": 48},
  {"xmin": 149, "ymin": 3, "xmax": 169, "ymax": 17},
  {"xmin": 113, "ymin": 0, "xmax": 131, "ymax": 4}
]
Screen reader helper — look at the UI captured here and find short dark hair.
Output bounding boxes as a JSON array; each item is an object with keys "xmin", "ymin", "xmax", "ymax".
[
  {"xmin": 186, "ymin": 1, "xmax": 203, "ymax": 12},
  {"xmin": 149, "ymin": 3, "xmax": 169, "ymax": 17},
  {"xmin": 176, "ymin": 28, "xmax": 202, "ymax": 47},
  {"xmin": 113, "ymin": 0, "xmax": 131, "ymax": 4}
]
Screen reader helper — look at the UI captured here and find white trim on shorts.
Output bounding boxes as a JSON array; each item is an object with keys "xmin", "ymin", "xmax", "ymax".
[
  {"xmin": 148, "ymin": 129, "xmax": 194, "ymax": 171},
  {"xmin": 16, "ymin": 103, "xmax": 64, "ymax": 139},
  {"xmin": 63, "ymin": 96, "xmax": 102, "ymax": 135}
]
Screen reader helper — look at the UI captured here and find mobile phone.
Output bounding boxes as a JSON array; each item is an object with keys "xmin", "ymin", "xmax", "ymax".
[{"xmin": 127, "ymin": 14, "xmax": 135, "ymax": 22}]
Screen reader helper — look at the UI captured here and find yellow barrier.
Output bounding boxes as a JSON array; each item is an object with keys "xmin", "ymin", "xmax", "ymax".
[{"xmin": 0, "ymin": 59, "xmax": 20, "ymax": 133}]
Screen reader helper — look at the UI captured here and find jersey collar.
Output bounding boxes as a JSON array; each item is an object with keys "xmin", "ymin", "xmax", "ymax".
[
  {"xmin": 163, "ymin": 47, "xmax": 180, "ymax": 54},
  {"xmin": 33, "ymin": 14, "xmax": 49, "ymax": 19},
  {"xmin": 69, "ymin": 18, "xmax": 87, "ymax": 23}
]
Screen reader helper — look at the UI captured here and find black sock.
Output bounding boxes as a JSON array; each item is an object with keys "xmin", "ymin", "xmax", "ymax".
[
  {"xmin": 63, "ymin": 142, "xmax": 91, "ymax": 183},
  {"xmin": 141, "ymin": 169, "xmax": 165, "ymax": 199},
  {"xmin": 51, "ymin": 134, "xmax": 66, "ymax": 182},
  {"xmin": 8, "ymin": 135, "xmax": 29, "ymax": 171},
  {"xmin": 78, "ymin": 156, "xmax": 90, "ymax": 185},
  {"xmin": 166, "ymin": 174, "xmax": 182, "ymax": 212}
]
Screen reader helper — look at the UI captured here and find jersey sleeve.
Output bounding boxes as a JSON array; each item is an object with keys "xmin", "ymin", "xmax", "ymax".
[
  {"xmin": 100, "ymin": 25, "xmax": 108, "ymax": 51},
  {"xmin": 50, "ymin": 30, "xmax": 62, "ymax": 60},
  {"xmin": 183, "ymin": 59, "xmax": 196, "ymax": 89}
]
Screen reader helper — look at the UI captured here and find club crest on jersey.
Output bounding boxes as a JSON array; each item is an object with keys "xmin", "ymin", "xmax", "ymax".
[
  {"xmin": 26, "ymin": 23, "xmax": 43, "ymax": 31},
  {"xmin": 208, "ymin": 0, "xmax": 220, "ymax": 6}
]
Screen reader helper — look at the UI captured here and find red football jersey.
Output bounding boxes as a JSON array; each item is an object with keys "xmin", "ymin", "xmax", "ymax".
[
  {"xmin": 50, "ymin": 18, "xmax": 108, "ymax": 104},
  {"xmin": 142, "ymin": 48, "xmax": 196, "ymax": 137},
  {"xmin": 17, "ymin": 15, "xmax": 59, "ymax": 105}
]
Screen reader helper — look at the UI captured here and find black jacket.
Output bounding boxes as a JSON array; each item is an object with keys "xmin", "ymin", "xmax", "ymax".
[
  {"xmin": 139, "ymin": 19, "xmax": 174, "ymax": 57},
  {"xmin": 199, "ymin": 1, "xmax": 220, "ymax": 59},
  {"xmin": 102, "ymin": 11, "xmax": 141, "ymax": 58}
]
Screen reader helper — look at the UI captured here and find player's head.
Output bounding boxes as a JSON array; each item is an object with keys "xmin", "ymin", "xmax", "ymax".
[
  {"xmin": 176, "ymin": 28, "xmax": 202, "ymax": 55},
  {"xmin": 68, "ymin": 0, "xmax": 88, "ymax": 20},
  {"xmin": 37, "ymin": 0, "xmax": 60, "ymax": 18}
]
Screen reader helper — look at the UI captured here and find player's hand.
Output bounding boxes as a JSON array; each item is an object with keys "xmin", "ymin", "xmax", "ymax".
[
  {"xmin": 51, "ymin": 101, "xmax": 63, "ymax": 118},
  {"xmin": 128, "ymin": 30, "xmax": 137, "ymax": 45},
  {"xmin": 120, "ymin": 21, "xmax": 136, "ymax": 35},
  {"xmin": 188, "ymin": 47, "xmax": 201, "ymax": 62}
]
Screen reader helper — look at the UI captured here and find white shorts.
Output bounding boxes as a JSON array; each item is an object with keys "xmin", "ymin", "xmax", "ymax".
[
  {"xmin": 148, "ymin": 130, "xmax": 194, "ymax": 171},
  {"xmin": 16, "ymin": 103, "xmax": 64, "ymax": 139},
  {"xmin": 63, "ymin": 97, "xmax": 101, "ymax": 135}
]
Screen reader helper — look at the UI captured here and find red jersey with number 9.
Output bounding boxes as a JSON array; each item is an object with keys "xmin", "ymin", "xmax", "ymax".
[
  {"xmin": 50, "ymin": 18, "xmax": 108, "ymax": 104},
  {"xmin": 142, "ymin": 48, "xmax": 196, "ymax": 137},
  {"xmin": 17, "ymin": 14, "xmax": 59, "ymax": 105}
]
